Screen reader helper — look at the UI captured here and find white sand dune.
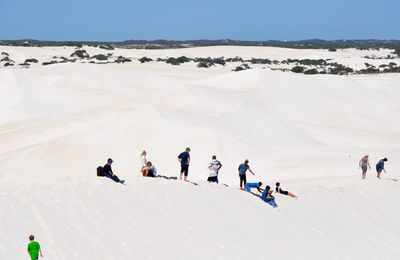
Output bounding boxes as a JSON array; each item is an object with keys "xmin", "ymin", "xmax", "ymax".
[{"xmin": 0, "ymin": 46, "xmax": 400, "ymax": 259}]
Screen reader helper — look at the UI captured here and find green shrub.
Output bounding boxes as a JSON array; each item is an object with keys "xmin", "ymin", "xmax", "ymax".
[
  {"xmin": 247, "ymin": 58, "xmax": 272, "ymax": 64},
  {"xmin": 166, "ymin": 56, "xmax": 191, "ymax": 65},
  {"xmin": 139, "ymin": 57, "xmax": 153, "ymax": 63},
  {"xmin": 225, "ymin": 56, "xmax": 244, "ymax": 62},
  {"xmin": 328, "ymin": 48, "xmax": 337, "ymax": 52},
  {"xmin": 197, "ymin": 62, "xmax": 211, "ymax": 68},
  {"xmin": 99, "ymin": 45, "xmax": 114, "ymax": 50},
  {"xmin": 194, "ymin": 57, "xmax": 225, "ymax": 66},
  {"xmin": 291, "ymin": 66, "xmax": 305, "ymax": 73},
  {"xmin": 42, "ymin": 60, "xmax": 58, "ymax": 66},
  {"xmin": 232, "ymin": 66, "xmax": 245, "ymax": 72},
  {"xmin": 92, "ymin": 54, "xmax": 108, "ymax": 61},
  {"xmin": 115, "ymin": 56, "xmax": 131, "ymax": 63},
  {"xmin": 304, "ymin": 68, "xmax": 318, "ymax": 74}
]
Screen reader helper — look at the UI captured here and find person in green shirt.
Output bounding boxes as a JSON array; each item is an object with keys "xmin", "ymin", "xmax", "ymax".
[{"xmin": 27, "ymin": 235, "xmax": 43, "ymax": 260}]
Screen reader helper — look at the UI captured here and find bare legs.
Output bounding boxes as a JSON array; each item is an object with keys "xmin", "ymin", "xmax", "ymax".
[
  {"xmin": 287, "ymin": 192, "xmax": 297, "ymax": 198},
  {"xmin": 362, "ymin": 171, "xmax": 366, "ymax": 179}
]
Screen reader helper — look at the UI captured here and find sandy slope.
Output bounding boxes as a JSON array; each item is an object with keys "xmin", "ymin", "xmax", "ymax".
[{"xmin": 0, "ymin": 46, "xmax": 400, "ymax": 259}]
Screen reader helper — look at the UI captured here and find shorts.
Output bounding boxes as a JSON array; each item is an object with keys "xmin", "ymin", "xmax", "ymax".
[
  {"xmin": 361, "ymin": 165, "xmax": 368, "ymax": 173},
  {"xmin": 280, "ymin": 190, "xmax": 289, "ymax": 196},
  {"xmin": 376, "ymin": 166, "xmax": 383, "ymax": 173},
  {"xmin": 207, "ymin": 176, "xmax": 217, "ymax": 182},
  {"xmin": 180, "ymin": 165, "xmax": 189, "ymax": 176},
  {"xmin": 147, "ymin": 169, "xmax": 155, "ymax": 177}
]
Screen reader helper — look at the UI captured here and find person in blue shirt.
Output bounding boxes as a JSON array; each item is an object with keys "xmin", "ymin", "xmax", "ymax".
[
  {"xmin": 245, "ymin": 182, "xmax": 263, "ymax": 192},
  {"xmin": 238, "ymin": 159, "xmax": 255, "ymax": 190},
  {"xmin": 178, "ymin": 147, "xmax": 191, "ymax": 181},
  {"xmin": 261, "ymin": 186, "xmax": 277, "ymax": 208},
  {"xmin": 376, "ymin": 158, "xmax": 388, "ymax": 179},
  {"xmin": 103, "ymin": 158, "xmax": 125, "ymax": 184}
]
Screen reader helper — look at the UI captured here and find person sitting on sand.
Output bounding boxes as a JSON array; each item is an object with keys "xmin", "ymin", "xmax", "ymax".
[
  {"xmin": 261, "ymin": 185, "xmax": 270, "ymax": 201},
  {"xmin": 140, "ymin": 150, "xmax": 148, "ymax": 175},
  {"xmin": 376, "ymin": 158, "xmax": 388, "ymax": 179},
  {"xmin": 245, "ymin": 182, "xmax": 263, "ymax": 193},
  {"xmin": 275, "ymin": 182, "xmax": 297, "ymax": 198},
  {"xmin": 207, "ymin": 155, "xmax": 222, "ymax": 183},
  {"xmin": 143, "ymin": 161, "xmax": 157, "ymax": 177},
  {"xmin": 359, "ymin": 154, "xmax": 371, "ymax": 179},
  {"xmin": 265, "ymin": 189, "xmax": 278, "ymax": 208},
  {"xmin": 104, "ymin": 158, "xmax": 125, "ymax": 184}
]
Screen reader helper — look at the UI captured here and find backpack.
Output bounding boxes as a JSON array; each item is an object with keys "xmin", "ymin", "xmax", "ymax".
[{"xmin": 97, "ymin": 166, "xmax": 105, "ymax": 177}]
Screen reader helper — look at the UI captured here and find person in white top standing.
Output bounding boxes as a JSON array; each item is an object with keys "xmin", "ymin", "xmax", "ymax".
[
  {"xmin": 207, "ymin": 155, "xmax": 222, "ymax": 183},
  {"xmin": 140, "ymin": 150, "xmax": 148, "ymax": 176}
]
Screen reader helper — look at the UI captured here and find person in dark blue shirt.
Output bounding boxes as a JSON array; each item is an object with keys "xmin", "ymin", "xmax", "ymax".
[
  {"xmin": 103, "ymin": 158, "xmax": 125, "ymax": 184},
  {"xmin": 178, "ymin": 147, "xmax": 191, "ymax": 181},
  {"xmin": 376, "ymin": 158, "xmax": 388, "ymax": 179},
  {"xmin": 238, "ymin": 159, "xmax": 255, "ymax": 190},
  {"xmin": 275, "ymin": 182, "xmax": 297, "ymax": 198}
]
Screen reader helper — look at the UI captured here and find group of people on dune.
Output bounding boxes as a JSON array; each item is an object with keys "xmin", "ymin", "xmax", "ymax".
[
  {"xmin": 359, "ymin": 155, "xmax": 388, "ymax": 179},
  {"xmin": 98, "ymin": 147, "xmax": 298, "ymax": 207}
]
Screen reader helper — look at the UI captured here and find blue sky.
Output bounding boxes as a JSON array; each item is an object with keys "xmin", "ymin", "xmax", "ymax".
[{"xmin": 0, "ymin": 0, "xmax": 399, "ymax": 41}]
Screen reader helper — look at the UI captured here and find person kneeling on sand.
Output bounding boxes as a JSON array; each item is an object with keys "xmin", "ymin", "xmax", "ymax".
[
  {"xmin": 143, "ymin": 161, "xmax": 157, "ymax": 177},
  {"xmin": 376, "ymin": 158, "xmax": 388, "ymax": 179},
  {"xmin": 104, "ymin": 158, "xmax": 125, "ymax": 184},
  {"xmin": 275, "ymin": 182, "xmax": 297, "ymax": 198},
  {"xmin": 245, "ymin": 182, "xmax": 263, "ymax": 192}
]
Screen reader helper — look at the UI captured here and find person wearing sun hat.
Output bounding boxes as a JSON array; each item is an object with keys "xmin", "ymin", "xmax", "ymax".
[{"xmin": 178, "ymin": 147, "xmax": 191, "ymax": 181}]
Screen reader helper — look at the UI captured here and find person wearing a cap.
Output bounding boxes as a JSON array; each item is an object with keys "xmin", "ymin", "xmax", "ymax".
[
  {"xmin": 238, "ymin": 159, "xmax": 255, "ymax": 190},
  {"xmin": 207, "ymin": 155, "xmax": 222, "ymax": 183},
  {"xmin": 178, "ymin": 147, "xmax": 191, "ymax": 181},
  {"xmin": 104, "ymin": 158, "xmax": 125, "ymax": 184}
]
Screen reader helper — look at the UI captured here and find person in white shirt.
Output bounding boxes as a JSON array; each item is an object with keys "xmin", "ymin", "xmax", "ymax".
[
  {"xmin": 143, "ymin": 161, "xmax": 157, "ymax": 177},
  {"xmin": 207, "ymin": 155, "xmax": 222, "ymax": 183},
  {"xmin": 140, "ymin": 150, "xmax": 148, "ymax": 176}
]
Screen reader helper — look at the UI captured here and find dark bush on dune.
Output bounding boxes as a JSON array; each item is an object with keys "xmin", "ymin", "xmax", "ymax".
[
  {"xmin": 288, "ymin": 59, "xmax": 327, "ymax": 66},
  {"xmin": 194, "ymin": 57, "xmax": 225, "ymax": 66},
  {"xmin": 359, "ymin": 67, "xmax": 380, "ymax": 74},
  {"xmin": 247, "ymin": 58, "xmax": 272, "ymax": 64},
  {"xmin": 4, "ymin": 62, "xmax": 14, "ymax": 67},
  {"xmin": 25, "ymin": 58, "xmax": 38, "ymax": 63},
  {"xmin": 99, "ymin": 45, "xmax": 114, "ymax": 50},
  {"xmin": 383, "ymin": 66, "xmax": 400, "ymax": 73},
  {"xmin": 197, "ymin": 62, "xmax": 211, "ymax": 68},
  {"xmin": 115, "ymin": 56, "xmax": 131, "ymax": 63},
  {"xmin": 70, "ymin": 50, "xmax": 89, "ymax": 58},
  {"xmin": 304, "ymin": 68, "xmax": 318, "ymax": 75},
  {"xmin": 42, "ymin": 61, "xmax": 58, "ymax": 66},
  {"xmin": 225, "ymin": 56, "xmax": 244, "ymax": 62},
  {"xmin": 1, "ymin": 52, "xmax": 9, "ymax": 56},
  {"xmin": 291, "ymin": 66, "xmax": 305, "ymax": 73},
  {"xmin": 91, "ymin": 54, "xmax": 108, "ymax": 61},
  {"xmin": 156, "ymin": 58, "xmax": 166, "ymax": 62},
  {"xmin": 139, "ymin": 57, "xmax": 153, "ymax": 63},
  {"xmin": 1, "ymin": 56, "xmax": 13, "ymax": 62},
  {"xmin": 328, "ymin": 63, "xmax": 353, "ymax": 75},
  {"xmin": 166, "ymin": 56, "xmax": 191, "ymax": 65},
  {"xmin": 328, "ymin": 48, "xmax": 337, "ymax": 52},
  {"xmin": 232, "ymin": 66, "xmax": 245, "ymax": 72},
  {"xmin": 393, "ymin": 47, "xmax": 400, "ymax": 57}
]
